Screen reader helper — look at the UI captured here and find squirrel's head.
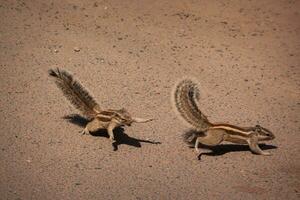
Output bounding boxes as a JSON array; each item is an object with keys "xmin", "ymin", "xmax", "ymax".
[
  {"xmin": 253, "ymin": 125, "xmax": 275, "ymax": 141},
  {"xmin": 115, "ymin": 108, "xmax": 134, "ymax": 126}
]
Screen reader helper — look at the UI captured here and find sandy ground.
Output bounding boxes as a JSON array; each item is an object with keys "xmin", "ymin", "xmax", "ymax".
[{"xmin": 1, "ymin": 0, "xmax": 300, "ymax": 199}]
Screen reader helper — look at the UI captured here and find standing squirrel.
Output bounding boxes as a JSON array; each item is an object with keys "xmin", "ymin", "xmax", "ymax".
[
  {"xmin": 173, "ymin": 79, "xmax": 275, "ymax": 160},
  {"xmin": 48, "ymin": 68, "xmax": 153, "ymax": 142}
]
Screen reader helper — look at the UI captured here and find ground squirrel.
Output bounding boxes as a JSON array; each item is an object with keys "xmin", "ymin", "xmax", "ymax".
[
  {"xmin": 49, "ymin": 68, "xmax": 153, "ymax": 142},
  {"xmin": 173, "ymin": 78, "xmax": 275, "ymax": 159}
]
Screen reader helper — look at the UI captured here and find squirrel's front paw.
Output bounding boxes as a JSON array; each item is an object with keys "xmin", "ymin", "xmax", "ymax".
[{"xmin": 109, "ymin": 136, "xmax": 115, "ymax": 141}]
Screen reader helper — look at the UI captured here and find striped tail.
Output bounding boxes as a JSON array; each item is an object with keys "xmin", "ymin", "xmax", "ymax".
[
  {"xmin": 49, "ymin": 68, "xmax": 101, "ymax": 119},
  {"xmin": 174, "ymin": 79, "xmax": 212, "ymax": 131},
  {"xmin": 182, "ymin": 129, "xmax": 205, "ymax": 145}
]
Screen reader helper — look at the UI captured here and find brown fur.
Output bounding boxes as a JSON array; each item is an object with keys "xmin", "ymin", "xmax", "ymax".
[
  {"xmin": 49, "ymin": 68, "xmax": 153, "ymax": 142},
  {"xmin": 173, "ymin": 78, "xmax": 275, "ymax": 159}
]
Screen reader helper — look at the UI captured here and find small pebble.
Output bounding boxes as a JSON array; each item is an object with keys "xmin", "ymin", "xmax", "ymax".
[{"xmin": 74, "ymin": 47, "xmax": 80, "ymax": 52}]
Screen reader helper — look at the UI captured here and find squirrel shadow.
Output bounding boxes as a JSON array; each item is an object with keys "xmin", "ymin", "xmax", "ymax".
[
  {"xmin": 63, "ymin": 114, "xmax": 161, "ymax": 151},
  {"xmin": 193, "ymin": 143, "xmax": 278, "ymax": 157},
  {"xmin": 184, "ymin": 130, "xmax": 277, "ymax": 158}
]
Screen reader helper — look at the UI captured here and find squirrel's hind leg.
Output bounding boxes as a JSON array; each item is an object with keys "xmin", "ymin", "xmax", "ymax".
[
  {"xmin": 195, "ymin": 129, "xmax": 225, "ymax": 160},
  {"xmin": 81, "ymin": 127, "xmax": 90, "ymax": 135},
  {"xmin": 81, "ymin": 119, "xmax": 104, "ymax": 135}
]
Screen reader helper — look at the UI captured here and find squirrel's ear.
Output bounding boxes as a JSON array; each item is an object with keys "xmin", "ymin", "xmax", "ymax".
[
  {"xmin": 255, "ymin": 125, "xmax": 261, "ymax": 132},
  {"xmin": 119, "ymin": 108, "xmax": 127, "ymax": 112}
]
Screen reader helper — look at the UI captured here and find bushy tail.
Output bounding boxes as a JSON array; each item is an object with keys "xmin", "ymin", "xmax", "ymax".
[
  {"xmin": 49, "ymin": 68, "xmax": 101, "ymax": 119},
  {"xmin": 174, "ymin": 79, "xmax": 212, "ymax": 131},
  {"xmin": 182, "ymin": 130, "xmax": 203, "ymax": 145}
]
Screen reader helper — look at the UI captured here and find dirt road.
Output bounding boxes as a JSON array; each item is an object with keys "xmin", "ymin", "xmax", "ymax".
[{"xmin": 1, "ymin": 0, "xmax": 299, "ymax": 199}]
